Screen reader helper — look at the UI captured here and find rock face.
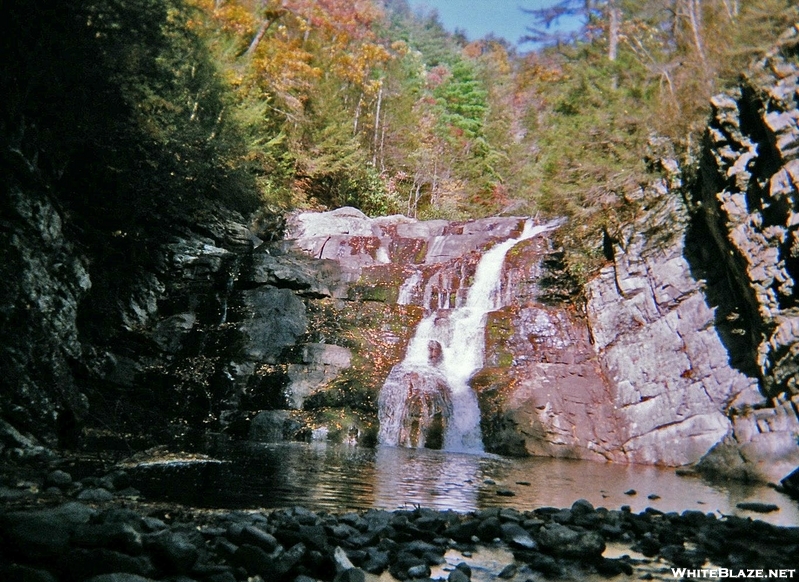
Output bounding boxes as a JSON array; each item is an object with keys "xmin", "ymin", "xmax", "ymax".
[
  {"xmin": 689, "ymin": 31, "xmax": 799, "ymax": 482},
  {"xmin": 481, "ymin": 32, "xmax": 799, "ymax": 479},
  {"xmin": 474, "ymin": 187, "xmax": 760, "ymax": 466},
  {"xmin": 1, "ymin": 184, "xmax": 92, "ymax": 450}
]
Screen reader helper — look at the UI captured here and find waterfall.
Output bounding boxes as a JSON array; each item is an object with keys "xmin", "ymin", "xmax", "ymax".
[{"xmin": 378, "ymin": 219, "xmax": 557, "ymax": 453}]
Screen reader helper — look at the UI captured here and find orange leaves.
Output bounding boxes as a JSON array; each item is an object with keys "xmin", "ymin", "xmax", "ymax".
[{"xmin": 296, "ymin": 0, "xmax": 383, "ymax": 40}]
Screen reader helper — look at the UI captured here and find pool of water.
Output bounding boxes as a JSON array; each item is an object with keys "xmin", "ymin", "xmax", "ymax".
[{"xmin": 130, "ymin": 442, "xmax": 799, "ymax": 526}]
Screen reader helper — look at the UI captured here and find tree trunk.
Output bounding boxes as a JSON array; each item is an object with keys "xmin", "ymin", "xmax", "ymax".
[
  {"xmin": 608, "ymin": 0, "xmax": 620, "ymax": 62},
  {"xmin": 244, "ymin": 7, "xmax": 286, "ymax": 58},
  {"xmin": 372, "ymin": 83, "xmax": 383, "ymax": 166},
  {"xmin": 683, "ymin": 0, "xmax": 708, "ymax": 73}
]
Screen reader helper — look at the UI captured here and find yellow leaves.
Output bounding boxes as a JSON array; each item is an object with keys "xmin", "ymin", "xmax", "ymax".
[
  {"xmin": 332, "ymin": 42, "xmax": 391, "ymax": 90},
  {"xmin": 391, "ymin": 40, "xmax": 410, "ymax": 57},
  {"xmin": 213, "ymin": 3, "xmax": 258, "ymax": 37},
  {"xmin": 250, "ymin": 37, "xmax": 320, "ymax": 105}
]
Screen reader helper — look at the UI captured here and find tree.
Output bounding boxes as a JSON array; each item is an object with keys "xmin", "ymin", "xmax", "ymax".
[{"xmin": 522, "ymin": 0, "xmax": 620, "ymax": 62}]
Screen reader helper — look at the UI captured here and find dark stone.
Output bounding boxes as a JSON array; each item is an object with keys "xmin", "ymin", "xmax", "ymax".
[
  {"xmin": 0, "ymin": 564, "xmax": 59, "ymax": 582},
  {"xmin": 476, "ymin": 516, "xmax": 502, "ymax": 541},
  {"xmin": 551, "ymin": 509, "xmax": 573, "ymax": 524},
  {"xmin": 389, "ymin": 555, "xmax": 427, "ymax": 580},
  {"xmin": 276, "ymin": 543, "xmax": 308, "ymax": 577},
  {"xmin": 500, "ymin": 523, "xmax": 537, "ymax": 550},
  {"xmin": 447, "ymin": 570, "xmax": 470, "ymax": 582},
  {"xmin": 634, "ymin": 533, "xmax": 660, "ymax": 558},
  {"xmin": 361, "ymin": 548, "xmax": 390, "ymax": 574},
  {"xmin": 513, "ymin": 549, "xmax": 563, "ymax": 577},
  {"xmin": 46, "ymin": 470, "xmax": 73, "ymax": 488},
  {"xmin": 84, "ymin": 576, "xmax": 157, "ymax": 582},
  {"xmin": 736, "ymin": 502, "xmax": 780, "ymax": 513},
  {"xmin": 537, "ymin": 524, "xmax": 605, "ymax": 559},
  {"xmin": 498, "ymin": 563, "xmax": 517, "ymax": 579},
  {"xmin": 624, "ymin": 489, "xmax": 637, "ymax": 496},
  {"xmin": 496, "ymin": 489, "xmax": 516, "ymax": 497},
  {"xmin": 334, "ymin": 569, "xmax": 366, "ymax": 582},
  {"xmin": 455, "ymin": 562, "xmax": 472, "ymax": 577},
  {"xmin": 145, "ymin": 531, "xmax": 199, "ymax": 574},
  {"xmin": 233, "ymin": 544, "xmax": 275, "ymax": 578},
  {"xmin": 77, "ymin": 487, "xmax": 114, "ymax": 502},
  {"xmin": 571, "ymin": 499, "xmax": 595, "ymax": 515},
  {"xmin": 596, "ymin": 557, "xmax": 634, "ymax": 577},
  {"xmin": 59, "ymin": 548, "xmax": 156, "ymax": 580},
  {"xmin": 0, "ymin": 502, "xmax": 95, "ymax": 560},
  {"xmin": 327, "ymin": 523, "xmax": 359, "ymax": 541},
  {"xmin": 406, "ymin": 563, "xmax": 431, "ymax": 579},
  {"xmin": 240, "ymin": 525, "xmax": 279, "ymax": 552},
  {"xmin": 403, "ymin": 540, "xmax": 440, "ymax": 556},
  {"xmin": 72, "ymin": 522, "xmax": 143, "ymax": 554},
  {"xmin": 780, "ymin": 466, "xmax": 799, "ymax": 497},
  {"xmin": 444, "ymin": 520, "xmax": 480, "ymax": 542}
]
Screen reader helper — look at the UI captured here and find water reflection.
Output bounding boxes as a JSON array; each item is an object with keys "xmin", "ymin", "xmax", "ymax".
[
  {"xmin": 373, "ymin": 446, "xmax": 483, "ymax": 510},
  {"xmin": 129, "ymin": 442, "xmax": 799, "ymax": 526}
]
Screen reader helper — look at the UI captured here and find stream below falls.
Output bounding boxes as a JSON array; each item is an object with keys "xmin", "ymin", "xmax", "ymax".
[{"xmin": 129, "ymin": 442, "xmax": 799, "ymax": 527}]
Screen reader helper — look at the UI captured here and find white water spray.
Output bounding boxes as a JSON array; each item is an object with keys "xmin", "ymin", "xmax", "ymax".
[{"xmin": 378, "ymin": 219, "xmax": 559, "ymax": 452}]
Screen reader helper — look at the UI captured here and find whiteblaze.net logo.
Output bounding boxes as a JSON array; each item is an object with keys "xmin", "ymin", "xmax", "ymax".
[{"xmin": 671, "ymin": 569, "xmax": 797, "ymax": 579}]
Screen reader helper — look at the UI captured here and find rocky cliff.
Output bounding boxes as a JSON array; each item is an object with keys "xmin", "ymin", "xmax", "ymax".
[{"xmin": 690, "ymin": 30, "xmax": 799, "ymax": 482}]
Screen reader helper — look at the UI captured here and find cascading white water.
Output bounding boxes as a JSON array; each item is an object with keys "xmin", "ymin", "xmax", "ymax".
[
  {"xmin": 397, "ymin": 271, "xmax": 422, "ymax": 306},
  {"xmin": 378, "ymin": 219, "xmax": 558, "ymax": 453}
]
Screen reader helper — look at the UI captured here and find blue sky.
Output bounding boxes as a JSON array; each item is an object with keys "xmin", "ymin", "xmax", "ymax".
[{"xmin": 409, "ymin": 0, "xmax": 583, "ymax": 47}]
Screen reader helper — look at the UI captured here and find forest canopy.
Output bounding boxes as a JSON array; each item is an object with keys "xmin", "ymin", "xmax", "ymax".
[{"xmin": 3, "ymin": 0, "xmax": 797, "ymax": 276}]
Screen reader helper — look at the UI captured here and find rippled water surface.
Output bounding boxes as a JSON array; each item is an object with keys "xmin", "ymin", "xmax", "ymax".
[{"xmin": 131, "ymin": 442, "xmax": 799, "ymax": 526}]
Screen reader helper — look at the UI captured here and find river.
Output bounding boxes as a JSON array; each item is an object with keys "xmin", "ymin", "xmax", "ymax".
[{"xmin": 130, "ymin": 442, "xmax": 798, "ymax": 526}]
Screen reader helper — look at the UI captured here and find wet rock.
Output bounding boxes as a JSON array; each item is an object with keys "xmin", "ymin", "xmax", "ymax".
[
  {"xmin": 45, "ymin": 470, "xmax": 72, "ymax": 488},
  {"xmin": 476, "ymin": 516, "xmax": 502, "ymax": 541},
  {"xmin": 249, "ymin": 410, "xmax": 298, "ymax": 442},
  {"xmin": 333, "ymin": 546, "xmax": 355, "ymax": 572},
  {"xmin": 571, "ymin": 499, "xmax": 594, "ymax": 515},
  {"xmin": 389, "ymin": 554, "xmax": 429, "ymax": 580},
  {"xmin": 596, "ymin": 557, "xmax": 634, "ymax": 577},
  {"xmin": 145, "ymin": 531, "xmax": 199, "ymax": 574},
  {"xmin": 455, "ymin": 562, "xmax": 472, "ymax": 577},
  {"xmin": 735, "ymin": 502, "xmax": 780, "ymax": 513},
  {"xmin": 77, "ymin": 487, "xmax": 114, "ymax": 502},
  {"xmin": 537, "ymin": 524, "xmax": 606, "ymax": 559},
  {"xmin": 0, "ymin": 502, "xmax": 95, "ymax": 559},
  {"xmin": 513, "ymin": 549, "xmax": 563, "ymax": 577},
  {"xmin": 59, "ymin": 548, "xmax": 156, "ymax": 580},
  {"xmin": 447, "ymin": 569, "xmax": 470, "ymax": 582},
  {"xmin": 72, "ymin": 522, "xmax": 143, "ymax": 554},
  {"xmin": 361, "ymin": 547, "xmax": 390, "ymax": 574},
  {"xmin": 334, "ymin": 569, "xmax": 366, "ymax": 582},
  {"xmin": 498, "ymin": 563, "xmax": 517, "ymax": 578},
  {"xmin": 781, "ymin": 465, "xmax": 799, "ymax": 496},
  {"xmin": 232, "ymin": 544, "xmax": 273, "ymax": 577},
  {"xmin": 85, "ymin": 576, "xmax": 157, "ymax": 582},
  {"xmin": 0, "ymin": 564, "xmax": 59, "ymax": 582},
  {"xmin": 240, "ymin": 525, "xmax": 279, "ymax": 552},
  {"xmin": 445, "ymin": 519, "xmax": 480, "ymax": 542},
  {"xmin": 631, "ymin": 532, "xmax": 659, "ymax": 559},
  {"xmin": 500, "ymin": 522, "xmax": 537, "ymax": 550}
]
